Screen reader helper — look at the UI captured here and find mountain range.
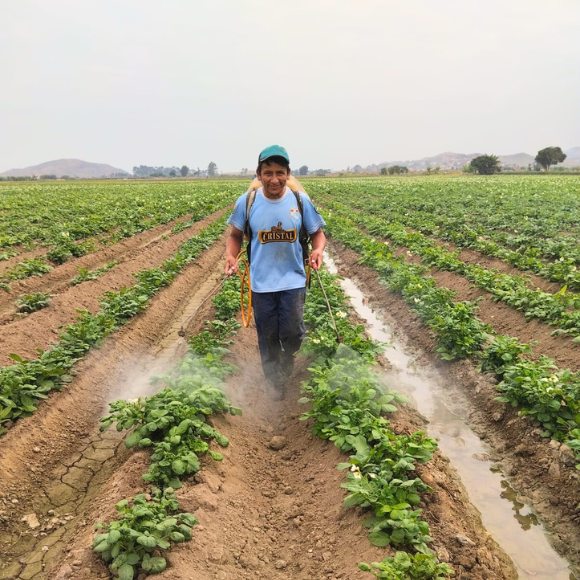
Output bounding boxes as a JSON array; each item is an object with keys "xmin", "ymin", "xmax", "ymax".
[
  {"xmin": 0, "ymin": 159, "xmax": 129, "ymax": 178},
  {"xmin": 363, "ymin": 147, "xmax": 580, "ymax": 172}
]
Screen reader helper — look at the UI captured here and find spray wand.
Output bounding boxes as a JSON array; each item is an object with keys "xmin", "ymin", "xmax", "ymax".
[
  {"xmin": 177, "ymin": 250, "xmax": 252, "ymax": 338},
  {"xmin": 314, "ymin": 268, "xmax": 342, "ymax": 344}
]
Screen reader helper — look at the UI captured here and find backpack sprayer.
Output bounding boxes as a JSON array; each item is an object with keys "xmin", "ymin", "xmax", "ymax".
[{"xmin": 178, "ymin": 176, "xmax": 341, "ymax": 343}]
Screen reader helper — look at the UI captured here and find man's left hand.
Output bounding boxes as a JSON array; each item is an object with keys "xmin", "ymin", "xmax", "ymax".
[{"xmin": 309, "ymin": 249, "xmax": 323, "ymax": 270}]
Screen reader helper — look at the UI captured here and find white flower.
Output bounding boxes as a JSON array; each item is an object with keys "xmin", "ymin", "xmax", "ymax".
[
  {"xmin": 312, "ymin": 338, "xmax": 320, "ymax": 344},
  {"xmin": 336, "ymin": 311, "xmax": 347, "ymax": 319},
  {"xmin": 129, "ymin": 398, "xmax": 139, "ymax": 404},
  {"xmin": 353, "ymin": 472, "xmax": 362, "ymax": 480},
  {"xmin": 414, "ymin": 298, "xmax": 420, "ymax": 303},
  {"xmin": 350, "ymin": 465, "xmax": 357, "ymax": 472},
  {"xmin": 369, "ymin": 473, "xmax": 377, "ymax": 479}
]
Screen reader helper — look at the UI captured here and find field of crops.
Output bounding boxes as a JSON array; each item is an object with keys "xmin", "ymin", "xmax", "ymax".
[{"xmin": 0, "ymin": 175, "xmax": 579, "ymax": 580}]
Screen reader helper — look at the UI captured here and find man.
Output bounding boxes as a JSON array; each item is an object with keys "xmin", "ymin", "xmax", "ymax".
[{"xmin": 225, "ymin": 145, "xmax": 326, "ymax": 399}]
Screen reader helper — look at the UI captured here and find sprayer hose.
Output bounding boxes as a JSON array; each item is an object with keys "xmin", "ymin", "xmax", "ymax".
[{"xmin": 237, "ymin": 249, "xmax": 252, "ymax": 328}]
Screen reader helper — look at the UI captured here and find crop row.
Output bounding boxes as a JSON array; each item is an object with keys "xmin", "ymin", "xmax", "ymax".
[
  {"xmin": 308, "ymin": 176, "xmax": 580, "ymax": 269},
  {"xmin": 93, "ymin": 274, "xmax": 244, "ymax": 579},
  {"xmin": 318, "ymin": 196, "xmax": 580, "ymax": 339},
  {"xmin": 0, "ymin": 181, "xmax": 239, "ymax": 254},
  {"xmin": 316, "ymin": 182, "xmax": 580, "ymax": 289},
  {"xmin": 0, "ymin": 218, "xmax": 227, "ymax": 436},
  {"xmin": 0, "ymin": 184, "xmax": 238, "ymax": 289},
  {"xmin": 301, "ymin": 268, "xmax": 454, "ymax": 578},
  {"xmin": 323, "ymin": 213, "xmax": 580, "ymax": 465}
]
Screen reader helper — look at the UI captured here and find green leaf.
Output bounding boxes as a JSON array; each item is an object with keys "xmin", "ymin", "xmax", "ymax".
[
  {"xmin": 343, "ymin": 495, "xmax": 360, "ymax": 508},
  {"xmin": 172, "ymin": 459, "xmax": 185, "ymax": 475},
  {"xmin": 368, "ymin": 531, "xmax": 391, "ymax": 547},
  {"xmin": 118, "ymin": 563, "xmax": 134, "ymax": 580},
  {"xmin": 137, "ymin": 535, "xmax": 157, "ymax": 549},
  {"xmin": 149, "ymin": 557, "xmax": 167, "ymax": 573},
  {"xmin": 126, "ymin": 554, "xmax": 140, "ymax": 566},
  {"xmin": 107, "ymin": 529, "xmax": 121, "ymax": 545},
  {"xmin": 125, "ymin": 430, "xmax": 143, "ymax": 448}
]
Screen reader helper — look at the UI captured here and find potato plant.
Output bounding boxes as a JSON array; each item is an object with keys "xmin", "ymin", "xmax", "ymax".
[
  {"xmin": 301, "ymin": 267, "xmax": 452, "ymax": 571},
  {"xmin": 94, "ymin": 247, "xmax": 245, "ymax": 577},
  {"xmin": 359, "ymin": 551, "xmax": 454, "ymax": 579},
  {"xmin": 322, "ymin": 210, "xmax": 580, "ymax": 466},
  {"xmin": 93, "ymin": 489, "xmax": 197, "ymax": 579},
  {"xmin": 15, "ymin": 291, "xmax": 53, "ymax": 313},
  {"xmin": 0, "ymin": 220, "xmax": 226, "ymax": 435}
]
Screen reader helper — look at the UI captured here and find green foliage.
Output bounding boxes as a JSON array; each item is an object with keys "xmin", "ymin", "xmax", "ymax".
[
  {"xmin": 101, "ymin": 389, "xmax": 232, "ymax": 488},
  {"xmin": 95, "ymin": 270, "xmax": 244, "ymax": 575},
  {"xmin": 496, "ymin": 356, "xmax": 580, "ymax": 444},
  {"xmin": 359, "ymin": 551, "xmax": 454, "ymax": 579},
  {"xmin": 71, "ymin": 261, "xmax": 118, "ymax": 285},
  {"xmin": 0, "ymin": 180, "xmax": 238, "ymax": 253},
  {"xmin": 304, "ymin": 270, "xmax": 382, "ymax": 362},
  {"xmin": 46, "ymin": 237, "xmax": 97, "ymax": 264},
  {"xmin": 93, "ymin": 489, "xmax": 197, "ymax": 578},
  {"xmin": 477, "ymin": 335, "xmax": 534, "ymax": 375},
  {"xmin": 315, "ymin": 201, "xmax": 580, "ymax": 468},
  {"xmin": 469, "ymin": 155, "xmax": 501, "ymax": 175},
  {"xmin": 2, "ymin": 257, "xmax": 52, "ymax": 281},
  {"xmin": 0, "ymin": 221, "xmax": 226, "ymax": 435},
  {"xmin": 535, "ymin": 146, "xmax": 567, "ymax": 171},
  {"xmin": 301, "ymin": 267, "xmax": 447, "ymax": 563},
  {"xmin": 15, "ymin": 292, "xmax": 53, "ymax": 313}
]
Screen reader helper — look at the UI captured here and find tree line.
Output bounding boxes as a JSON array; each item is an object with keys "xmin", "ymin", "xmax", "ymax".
[
  {"xmin": 466, "ymin": 146, "xmax": 568, "ymax": 175},
  {"xmin": 132, "ymin": 162, "xmax": 218, "ymax": 178}
]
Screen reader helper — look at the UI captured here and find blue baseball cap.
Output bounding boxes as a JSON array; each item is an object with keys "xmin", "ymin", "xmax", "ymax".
[{"xmin": 258, "ymin": 145, "xmax": 290, "ymax": 163}]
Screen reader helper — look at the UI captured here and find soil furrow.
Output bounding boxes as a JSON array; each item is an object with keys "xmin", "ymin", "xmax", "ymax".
[
  {"xmin": 321, "ymin": 211, "xmax": 580, "ymax": 371},
  {"xmin": 328, "ymin": 239, "xmax": 580, "ymax": 572},
  {"xmin": 0, "ymin": 211, "xmax": 202, "ymax": 307},
  {"xmin": 42, "ymin": 309, "xmax": 515, "ymax": 580},
  {"xmin": 0, "ymin": 209, "xmax": 228, "ymax": 366}
]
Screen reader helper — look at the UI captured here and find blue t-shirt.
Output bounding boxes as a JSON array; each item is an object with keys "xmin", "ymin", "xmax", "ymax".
[{"xmin": 227, "ymin": 187, "xmax": 326, "ymax": 292}]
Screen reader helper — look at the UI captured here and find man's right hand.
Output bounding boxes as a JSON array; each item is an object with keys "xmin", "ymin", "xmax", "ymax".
[{"xmin": 225, "ymin": 255, "xmax": 239, "ymax": 276}]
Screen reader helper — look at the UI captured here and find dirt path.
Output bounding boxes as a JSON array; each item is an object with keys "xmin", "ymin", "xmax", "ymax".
[
  {"xmin": 41, "ymin": 321, "xmax": 515, "ymax": 580},
  {"xmin": 0, "ymin": 249, "xmax": 517, "ymax": 580},
  {"xmin": 327, "ymin": 239, "xmax": 580, "ymax": 572}
]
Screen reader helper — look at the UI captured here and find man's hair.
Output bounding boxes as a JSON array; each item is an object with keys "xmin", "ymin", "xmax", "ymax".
[{"xmin": 257, "ymin": 155, "xmax": 290, "ymax": 175}]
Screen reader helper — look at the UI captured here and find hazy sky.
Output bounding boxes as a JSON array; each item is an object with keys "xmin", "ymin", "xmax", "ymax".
[{"xmin": 2, "ymin": 1, "xmax": 579, "ymax": 173}]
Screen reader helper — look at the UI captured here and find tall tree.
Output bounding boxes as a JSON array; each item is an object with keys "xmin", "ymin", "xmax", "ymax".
[
  {"xmin": 535, "ymin": 147, "xmax": 567, "ymax": 171},
  {"xmin": 469, "ymin": 155, "xmax": 501, "ymax": 175},
  {"xmin": 299, "ymin": 165, "xmax": 308, "ymax": 176},
  {"xmin": 208, "ymin": 162, "xmax": 217, "ymax": 178},
  {"xmin": 180, "ymin": 165, "xmax": 189, "ymax": 177}
]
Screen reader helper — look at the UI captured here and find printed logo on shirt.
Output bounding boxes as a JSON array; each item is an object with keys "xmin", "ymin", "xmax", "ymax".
[
  {"xmin": 290, "ymin": 207, "xmax": 300, "ymax": 221},
  {"xmin": 258, "ymin": 222, "xmax": 297, "ymax": 244}
]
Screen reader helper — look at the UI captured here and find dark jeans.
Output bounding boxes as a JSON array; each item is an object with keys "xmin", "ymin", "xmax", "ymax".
[{"xmin": 252, "ymin": 288, "xmax": 306, "ymax": 388}]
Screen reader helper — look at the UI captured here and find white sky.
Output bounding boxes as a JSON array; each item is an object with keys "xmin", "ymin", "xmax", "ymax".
[{"xmin": 1, "ymin": 0, "xmax": 579, "ymax": 173}]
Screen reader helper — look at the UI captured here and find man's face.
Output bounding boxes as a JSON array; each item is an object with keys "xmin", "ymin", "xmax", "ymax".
[{"xmin": 258, "ymin": 161, "xmax": 289, "ymax": 199}]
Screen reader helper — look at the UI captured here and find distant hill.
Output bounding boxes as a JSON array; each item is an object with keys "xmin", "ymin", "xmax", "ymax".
[
  {"xmin": 563, "ymin": 147, "xmax": 580, "ymax": 167},
  {"xmin": 0, "ymin": 159, "xmax": 129, "ymax": 178},
  {"xmin": 365, "ymin": 152, "xmax": 479, "ymax": 172},
  {"xmin": 497, "ymin": 152, "xmax": 535, "ymax": 168},
  {"xmin": 363, "ymin": 148, "xmax": 579, "ymax": 172}
]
